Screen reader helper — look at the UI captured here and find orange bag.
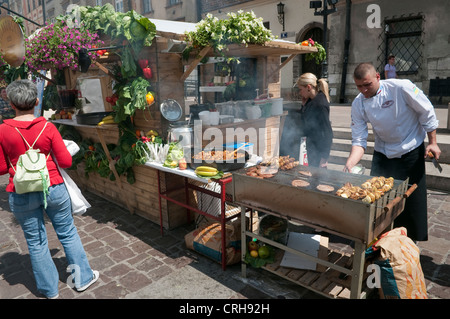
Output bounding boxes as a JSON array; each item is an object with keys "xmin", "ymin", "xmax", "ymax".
[{"xmin": 366, "ymin": 227, "xmax": 427, "ymax": 299}]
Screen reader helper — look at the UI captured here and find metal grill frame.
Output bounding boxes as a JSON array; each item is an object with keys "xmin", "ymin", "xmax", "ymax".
[
  {"xmin": 232, "ymin": 166, "xmax": 409, "ymax": 244},
  {"xmin": 234, "ymin": 166, "xmax": 410, "ymax": 299}
]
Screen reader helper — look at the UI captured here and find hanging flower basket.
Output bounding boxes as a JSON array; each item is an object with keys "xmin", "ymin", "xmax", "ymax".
[{"xmin": 25, "ymin": 22, "xmax": 103, "ymax": 73}]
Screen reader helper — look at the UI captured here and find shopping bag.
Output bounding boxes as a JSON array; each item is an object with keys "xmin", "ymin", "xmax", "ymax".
[
  {"xmin": 54, "ymin": 140, "xmax": 91, "ymax": 214},
  {"xmin": 365, "ymin": 227, "xmax": 428, "ymax": 299},
  {"xmin": 60, "ymin": 167, "xmax": 91, "ymax": 215}
]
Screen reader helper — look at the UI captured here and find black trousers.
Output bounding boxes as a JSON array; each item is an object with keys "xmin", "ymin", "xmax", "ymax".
[{"xmin": 371, "ymin": 143, "xmax": 428, "ymax": 241}]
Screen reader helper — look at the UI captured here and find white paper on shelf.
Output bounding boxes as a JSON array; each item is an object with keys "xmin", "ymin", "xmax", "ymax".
[
  {"xmin": 77, "ymin": 78, "xmax": 105, "ymax": 113},
  {"xmin": 280, "ymin": 232, "xmax": 321, "ymax": 271}
]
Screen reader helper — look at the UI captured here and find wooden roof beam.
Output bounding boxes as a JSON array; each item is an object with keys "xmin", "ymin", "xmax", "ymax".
[{"xmin": 180, "ymin": 45, "xmax": 211, "ymax": 82}]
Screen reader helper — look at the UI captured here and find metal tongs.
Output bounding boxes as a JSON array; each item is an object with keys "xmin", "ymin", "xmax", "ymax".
[{"xmin": 428, "ymin": 152, "xmax": 443, "ymax": 173}]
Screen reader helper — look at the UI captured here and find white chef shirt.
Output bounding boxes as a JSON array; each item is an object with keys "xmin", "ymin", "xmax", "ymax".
[{"xmin": 351, "ymin": 79, "xmax": 439, "ymax": 159}]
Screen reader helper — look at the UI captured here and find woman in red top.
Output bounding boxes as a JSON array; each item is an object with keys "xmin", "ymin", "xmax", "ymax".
[{"xmin": 0, "ymin": 80, "xmax": 98, "ymax": 298}]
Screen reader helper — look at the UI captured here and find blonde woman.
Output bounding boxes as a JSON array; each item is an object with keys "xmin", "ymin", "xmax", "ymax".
[{"xmin": 295, "ymin": 73, "xmax": 333, "ymax": 168}]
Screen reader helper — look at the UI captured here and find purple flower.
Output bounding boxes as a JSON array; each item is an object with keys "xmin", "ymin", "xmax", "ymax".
[{"xmin": 24, "ymin": 23, "xmax": 101, "ymax": 71}]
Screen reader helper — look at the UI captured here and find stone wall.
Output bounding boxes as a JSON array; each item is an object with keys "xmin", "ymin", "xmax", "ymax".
[{"xmin": 327, "ymin": 0, "xmax": 450, "ymax": 104}]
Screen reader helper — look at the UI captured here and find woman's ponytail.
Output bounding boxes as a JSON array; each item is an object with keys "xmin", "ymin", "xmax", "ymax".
[{"xmin": 317, "ymin": 78, "xmax": 330, "ymax": 102}]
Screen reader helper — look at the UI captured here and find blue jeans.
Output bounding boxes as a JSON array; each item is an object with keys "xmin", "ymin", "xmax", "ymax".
[{"xmin": 9, "ymin": 183, "xmax": 94, "ymax": 297}]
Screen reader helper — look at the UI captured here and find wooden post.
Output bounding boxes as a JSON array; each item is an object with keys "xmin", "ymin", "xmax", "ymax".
[{"xmin": 96, "ymin": 127, "xmax": 135, "ymax": 215}]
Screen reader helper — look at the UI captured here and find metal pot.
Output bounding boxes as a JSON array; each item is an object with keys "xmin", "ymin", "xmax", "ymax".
[
  {"xmin": 76, "ymin": 111, "xmax": 112, "ymax": 125},
  {"xmin": 167, "ymin": 121, "xmax": 194, "ymax": 150}
]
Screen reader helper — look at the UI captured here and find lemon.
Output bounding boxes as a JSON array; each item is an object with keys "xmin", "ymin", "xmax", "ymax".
[{"xmin": 250, "ymin": 250, "xmax": 258, "ymax": 258}]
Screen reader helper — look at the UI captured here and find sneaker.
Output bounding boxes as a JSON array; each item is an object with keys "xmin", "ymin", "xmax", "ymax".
[
  {"xmin": 47, "ymin": 293, "xmax": 59, "ymax": 299},
  {"xmin": 76, "ymin": 270, "xmax": 99, "ymax": 292}
]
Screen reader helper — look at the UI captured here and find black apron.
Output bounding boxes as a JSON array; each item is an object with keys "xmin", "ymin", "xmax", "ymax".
[{"xmin": 370, "ymin": 143, "xmax": 428, "ymax": 241}]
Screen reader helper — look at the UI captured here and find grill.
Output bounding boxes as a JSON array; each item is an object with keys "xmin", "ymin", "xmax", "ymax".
[
  {"xmin": 232, "ymin": 165, "xmax": 412, "ymax": 244},
  {"xmin": 233, "ymin": 165, "xmax": 417, "ymax": 298}
]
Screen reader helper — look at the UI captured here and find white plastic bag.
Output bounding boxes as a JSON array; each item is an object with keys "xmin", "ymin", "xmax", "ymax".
[
  {"xmin": 59, "ymin": 167, "xmax": 91, "ymax": 215},
  {"xmin": 64, "ymin": 139, "xmax": 80, "ymax": 156},
  {"xmin": 54, "ymin": 140, "xmax": 91, "ymax": 214}
]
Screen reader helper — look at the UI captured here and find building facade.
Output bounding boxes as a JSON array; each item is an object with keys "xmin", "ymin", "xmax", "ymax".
[
  {"xmin": 4, "ymin": 0, "xmax": 199, "ymax": 35},
  {"xmin": 3, "ymin": 0, "xmax": 448, "ymax": 103},
  {"xmin": 199, "ymin": 0, "xmax": 450, "ymax": 104},
  {"xmin": 329, "ymin": 0, "xmax": 450, "ymax": 104}
]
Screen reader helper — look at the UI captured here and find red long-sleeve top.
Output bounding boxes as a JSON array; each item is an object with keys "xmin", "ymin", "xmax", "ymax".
[{"xmin": 0, "ymin": 117, "xmax": 72, "ymax": 193}]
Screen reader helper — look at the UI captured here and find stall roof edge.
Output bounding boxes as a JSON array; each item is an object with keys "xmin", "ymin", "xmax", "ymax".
[
  {"xmin": 149, "ymin": 18, "xmax": 317, "ymax": 57},
  {"xmin": 150, "ymin": 18, "xmax": 197, "ymax": 33}
]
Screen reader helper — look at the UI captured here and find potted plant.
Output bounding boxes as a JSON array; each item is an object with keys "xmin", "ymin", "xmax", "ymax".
[{"xmin": 184, "ymin": 10, "xmax": 275, "ymax": 59}]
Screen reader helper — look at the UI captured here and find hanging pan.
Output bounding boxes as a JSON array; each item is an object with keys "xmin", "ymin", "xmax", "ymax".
[{"xmin": 160, "ymin": 99, "xmax": 183, "ymax": 122}]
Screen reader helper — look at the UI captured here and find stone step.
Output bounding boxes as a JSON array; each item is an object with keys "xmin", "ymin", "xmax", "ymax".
[
  {"xmin": 331, "ymin": 138, "xmax": 374, "ymax": 154},
  {"xmin": 331, "ymin": 127, "xmax": 450, "ymax": 164}
]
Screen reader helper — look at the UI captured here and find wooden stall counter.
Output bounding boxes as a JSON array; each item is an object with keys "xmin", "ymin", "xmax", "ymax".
[{"xmin": 52, "ymin": 119, "xmax": 190, "ymax": 230}]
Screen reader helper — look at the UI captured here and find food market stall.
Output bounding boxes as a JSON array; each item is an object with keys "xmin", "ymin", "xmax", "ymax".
[{"xmin": 47, "ymin": 7, "xmax": 319, "ymax": 235}]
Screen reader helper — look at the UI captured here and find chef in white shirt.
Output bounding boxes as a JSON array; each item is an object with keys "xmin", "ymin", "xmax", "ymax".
[{"xmin": 344, "ymin": 62, "xmax": 440, "ymax": 242}]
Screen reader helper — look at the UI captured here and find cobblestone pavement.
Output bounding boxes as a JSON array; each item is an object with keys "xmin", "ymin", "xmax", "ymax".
[{"xmin": 0, "ymin": 173, "xmax": 449, "ymax": 299}]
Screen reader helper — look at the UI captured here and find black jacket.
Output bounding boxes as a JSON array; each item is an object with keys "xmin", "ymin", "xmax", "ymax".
[{"xmin": 280, "ymin": 92, "xmax": 333, "ymax": 167}]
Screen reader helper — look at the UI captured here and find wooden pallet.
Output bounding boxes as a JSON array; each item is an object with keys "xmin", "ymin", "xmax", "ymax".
[{"xmin": 261, "ymin": 249, "xmax": 372, "ymax": 299}]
